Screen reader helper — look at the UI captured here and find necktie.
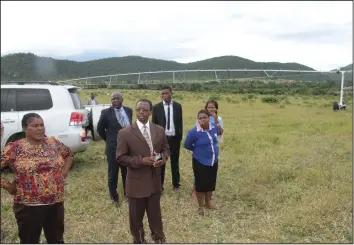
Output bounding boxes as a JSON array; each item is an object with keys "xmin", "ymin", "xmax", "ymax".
[
  {"xmin": 167, "ymin": 104, "xmax": 170, "ymax": 130},
  {"xmin": 143, "ymin": 125, "xmax": 153, "ymax": 156},
  {"xmin": 116, "ymin": 110, "xmax": 126, "ymax": 127}
]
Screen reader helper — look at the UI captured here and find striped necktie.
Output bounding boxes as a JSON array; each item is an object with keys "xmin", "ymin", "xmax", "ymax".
[{"xmin": 142, "ymin": 125, "xmax": 153, "ymax": 156}]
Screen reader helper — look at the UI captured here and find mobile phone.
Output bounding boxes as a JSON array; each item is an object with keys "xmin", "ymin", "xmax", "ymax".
[{"xmin": 153, "ymin": 153, "xmax": 162, "ymax": 161}]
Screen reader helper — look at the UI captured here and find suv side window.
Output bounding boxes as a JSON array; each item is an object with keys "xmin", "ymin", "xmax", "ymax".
[
  {"xmin": 16, "ymin": 89, "xmax": 53, "ymax": 111},
  {"xmin": 1, "ymin": 89, "xmax": 8, "ymax": 112},
  {"xmin": 1, "ymin": 89, "xmax": 16, "ymax": 112}
]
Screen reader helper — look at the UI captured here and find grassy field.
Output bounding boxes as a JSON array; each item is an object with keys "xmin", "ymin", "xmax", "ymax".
[{"xmin": 1, "ymin": 90, "xmax": 352, "ymax": 243}]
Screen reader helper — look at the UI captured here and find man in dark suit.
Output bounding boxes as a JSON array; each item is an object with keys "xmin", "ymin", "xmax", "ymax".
[
  {"xmin": 97, "ymin": 92, "xmax": 133, "ymax": 204},
  {"xmin": 152, "ymin": 86, "xmax": 183, "ymax": 192},
  {"xmin": 116, "ymin": 99, "xmax": 169, "ymax": 244}
]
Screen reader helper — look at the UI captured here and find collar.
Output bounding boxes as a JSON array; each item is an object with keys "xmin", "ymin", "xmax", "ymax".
[
  {"xmin": 114, "ymin": 106, "xmax": 124, "ymax": 111},
  {"xmin": 196, "ymin": 122, "xmax": 214, "ymax": 132},
  {"xmin": 136, "ymin": 119, "xmax": 150, "ymax": 130},
  {"xmin": 163, "ymin": 100, "xmax": 173, "ymax": 106}
]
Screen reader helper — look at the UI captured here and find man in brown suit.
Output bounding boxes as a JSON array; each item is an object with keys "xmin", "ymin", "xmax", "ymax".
[{"xmin": 116, "ymin": 99, "xmax": 169, "ymax": 244}]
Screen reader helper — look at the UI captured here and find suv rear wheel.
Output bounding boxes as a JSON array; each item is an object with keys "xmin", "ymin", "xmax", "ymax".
[{"xmin": 6, "ymin": 132, "xmax": 25, "ymax": 145}]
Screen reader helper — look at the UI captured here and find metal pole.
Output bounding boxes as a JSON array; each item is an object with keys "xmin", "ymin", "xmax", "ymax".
[
  {"xmin": 339, "ymin": 71, "xmax": 345, "ymax": 106},
  {"xmin": 173, "ymin": 71, "xmax": 175, "ymax": 83},
  {"xmin": 214, "ymin": 69, "xmax": 219, "ymax": 83},
  {"xmin": 138, "ymin": 73, "xmax": 140, "ymax": 84}
]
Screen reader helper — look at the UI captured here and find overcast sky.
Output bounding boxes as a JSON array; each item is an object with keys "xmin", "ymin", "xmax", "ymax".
[{"xmin": 1, "ymin": 1, "xmax": 352, "ymax": 70}]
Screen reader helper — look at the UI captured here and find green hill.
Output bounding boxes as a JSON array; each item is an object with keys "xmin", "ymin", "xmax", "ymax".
[{"xmin": 0, "ymin": 52, "xmax": 351, "ymax": 83}]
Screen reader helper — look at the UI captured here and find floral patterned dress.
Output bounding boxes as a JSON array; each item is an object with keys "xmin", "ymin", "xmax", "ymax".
[{"xmin": 1, "ymin": 137, "xmax": 73, "ymax": 205}]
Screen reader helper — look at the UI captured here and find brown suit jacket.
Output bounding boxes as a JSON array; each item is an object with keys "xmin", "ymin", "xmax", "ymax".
[{"xmin": 116, "ymin": 121, "xmax": 170, "ymax": 198}]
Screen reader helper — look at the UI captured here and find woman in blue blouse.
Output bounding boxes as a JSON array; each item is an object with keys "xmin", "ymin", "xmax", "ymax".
[
  {"xmin": 184, "ymin": 109, "xmax": 223, "ymax": 216},
  {"xmin": 192, "ymin": 100, "xmax": 224, "ymax": 198}
]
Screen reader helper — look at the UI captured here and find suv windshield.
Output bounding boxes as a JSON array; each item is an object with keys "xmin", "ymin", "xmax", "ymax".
[{"xmin": 69, "ymin": 90, "xmax": 83, "ymax": 109}]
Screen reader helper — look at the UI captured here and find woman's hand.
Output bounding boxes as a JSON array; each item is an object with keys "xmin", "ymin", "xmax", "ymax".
[
  {"xmin": 62, "ymin": 156, "xmax": 73, "ymax": 180},
  {"xmin": 211, "ymin": 112, "xmax": 218, "ymax": 123},
  {"xmin": 1, "ymin": 178, "xmax": 16, "ymax": 195}
]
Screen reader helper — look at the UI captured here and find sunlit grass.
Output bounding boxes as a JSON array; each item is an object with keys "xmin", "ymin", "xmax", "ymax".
[{"xmin": 1, "ymin": 90, "xmax": 352, "ymax": 243}]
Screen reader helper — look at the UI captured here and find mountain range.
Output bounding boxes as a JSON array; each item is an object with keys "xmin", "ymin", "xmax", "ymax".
[{"xmin": 1, "ymin": 52, "xmax": 352, "ymax": 82}]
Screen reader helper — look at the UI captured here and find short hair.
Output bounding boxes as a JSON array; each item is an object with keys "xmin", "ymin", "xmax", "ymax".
[
  {"xmin": 197, "ymin": 109, "xmax": 210, "ymax": 117},
  {"xmin": 136, "ymin": 99, "xmax": 153, "ymax": 111},
  {"xmin": 111, "ymin": 92, "xmax": 123, "ymax": 98},
  {"xmin": 161, "ymin": 86, "xmax": 172, "ymax": 93},
  {"xmin": 205, "ymin": 99, "xmax": 219, "ymax": 110},
  {"xmin": 22, "ymin": 113, "xmax": 42, "ymax": 129}
]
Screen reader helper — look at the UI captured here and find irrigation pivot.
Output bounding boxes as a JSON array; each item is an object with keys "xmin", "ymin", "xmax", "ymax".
[{"xmin": 56, "ymin": 68, "xmax": 353, "ymax": 110}]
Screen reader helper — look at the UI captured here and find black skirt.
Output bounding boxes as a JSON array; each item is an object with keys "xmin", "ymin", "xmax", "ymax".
[{"xmin": 192, "ymin": 158, "xmax": 218, "ymax": 192}]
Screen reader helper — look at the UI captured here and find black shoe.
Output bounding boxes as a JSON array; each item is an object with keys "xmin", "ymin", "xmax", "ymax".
[
  {"xmin": 111, "ymin": 195, "xmax": 119, "ymax": 205},
  {"xmin": 112, "ymin": 199, "xmax": 120, "ymax": 207}
]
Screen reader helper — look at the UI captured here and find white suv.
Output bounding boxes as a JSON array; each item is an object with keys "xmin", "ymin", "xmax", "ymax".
[{"xmin": 1, "ymin": 81, "xmax": 91, "ymax": 153}]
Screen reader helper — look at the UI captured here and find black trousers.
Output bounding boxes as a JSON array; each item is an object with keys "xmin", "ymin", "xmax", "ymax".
[
  {"xmin": 13, "ymin": 202, "xmax": 64, "ymax": 244},
  {"xmin": 106, "ymin": 147, "xmax": 127, "ymax": 201},
  {"xmin": 128, "ymin": 192, "xmax": 165, "ymax": 244},
  {"xmin": 161, "ymin": 136, "xmax": 181, "ymax": 189}
]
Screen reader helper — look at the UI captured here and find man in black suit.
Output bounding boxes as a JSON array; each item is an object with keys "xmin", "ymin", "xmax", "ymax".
[
  {"xmin": 152, "ymin": 86, "xmax": 183, "ymax": 192},
  {"xmin": 97, "ymin": 92, "xmax": 133, "ymax": 204}
]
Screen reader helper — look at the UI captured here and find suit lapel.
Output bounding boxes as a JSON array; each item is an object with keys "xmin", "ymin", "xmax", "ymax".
[
  {"xmin": 159, "ymin": 102, "xmax": 166, "ymax": 127},
  {"xmin": 122, "ymin": 106, "xmax": 131, "ymax": 125},
  {"xmin": 172, "ymin": 102, "xmax": 177, "ymax": 126},
  {"xmin": 109, "ymin": 107, "xmax": 120, "ymax": 127},
  {"xmin": 150, "ymin": 122, "xmax": 157, "ymax": 148}
]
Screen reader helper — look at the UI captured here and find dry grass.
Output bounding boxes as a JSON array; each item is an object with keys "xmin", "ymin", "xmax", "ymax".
[{"xmin": 1, "ymin": 90, "xmax": 352, "ymax": 243}]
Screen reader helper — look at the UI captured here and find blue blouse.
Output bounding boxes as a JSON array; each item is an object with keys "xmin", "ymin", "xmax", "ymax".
[{"xmin": 184, "ymin": 123, "xmax": 219, "ymax": 166}]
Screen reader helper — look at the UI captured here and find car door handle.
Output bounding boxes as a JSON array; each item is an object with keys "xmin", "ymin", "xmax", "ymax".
[{"xmin": 2, "ymin": 119, "xmax": 15, "ymax": 123}]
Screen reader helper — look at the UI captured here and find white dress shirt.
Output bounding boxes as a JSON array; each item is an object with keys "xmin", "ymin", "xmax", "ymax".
[{"xmin": 163, "ymin": 100, "xmax": 175, "ymax": 136}]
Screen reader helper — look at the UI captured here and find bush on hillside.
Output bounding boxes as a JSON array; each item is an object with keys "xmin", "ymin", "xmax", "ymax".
[
  {"xmin": 262, "ymin": 96, "xmax": 280, "ymax": 104},
  {"xmin": 208, "ymin": 94, "xmax": 221, "ymax": 101}
]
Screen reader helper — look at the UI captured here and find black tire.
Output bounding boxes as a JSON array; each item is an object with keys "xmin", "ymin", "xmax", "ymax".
[
  {"xmin": 6, "ymin": 132, "xmax": 25, "ymax": 146},
  {"xmin": 88, "ymin": 110, "xmax": 94, "ymax": 139}
]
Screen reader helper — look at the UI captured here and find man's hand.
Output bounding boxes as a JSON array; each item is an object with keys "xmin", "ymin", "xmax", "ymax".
[
  {"xmin": 153, "ymin": 159, "xmax": 165, "ymax": 168},
  {"xmin": 142, "ymin": 156, "xmax": 155, "ymax": 166}
]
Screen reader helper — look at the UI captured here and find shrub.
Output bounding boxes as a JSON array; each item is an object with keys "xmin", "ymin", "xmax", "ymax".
[
  {"xmin": 173, "ymin": 94, "xmax": 183, "ymax": 100},
  {"xmin": 261, "ymin": 96, "xmax": 280, "ymax": 103},
  {"xmin": 279, "ymin": 95, "xmax": 287, "ymax": 101},
  {"xmin": 208, "ymin": 93, "xmax": 221, "ymax": 101}
]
